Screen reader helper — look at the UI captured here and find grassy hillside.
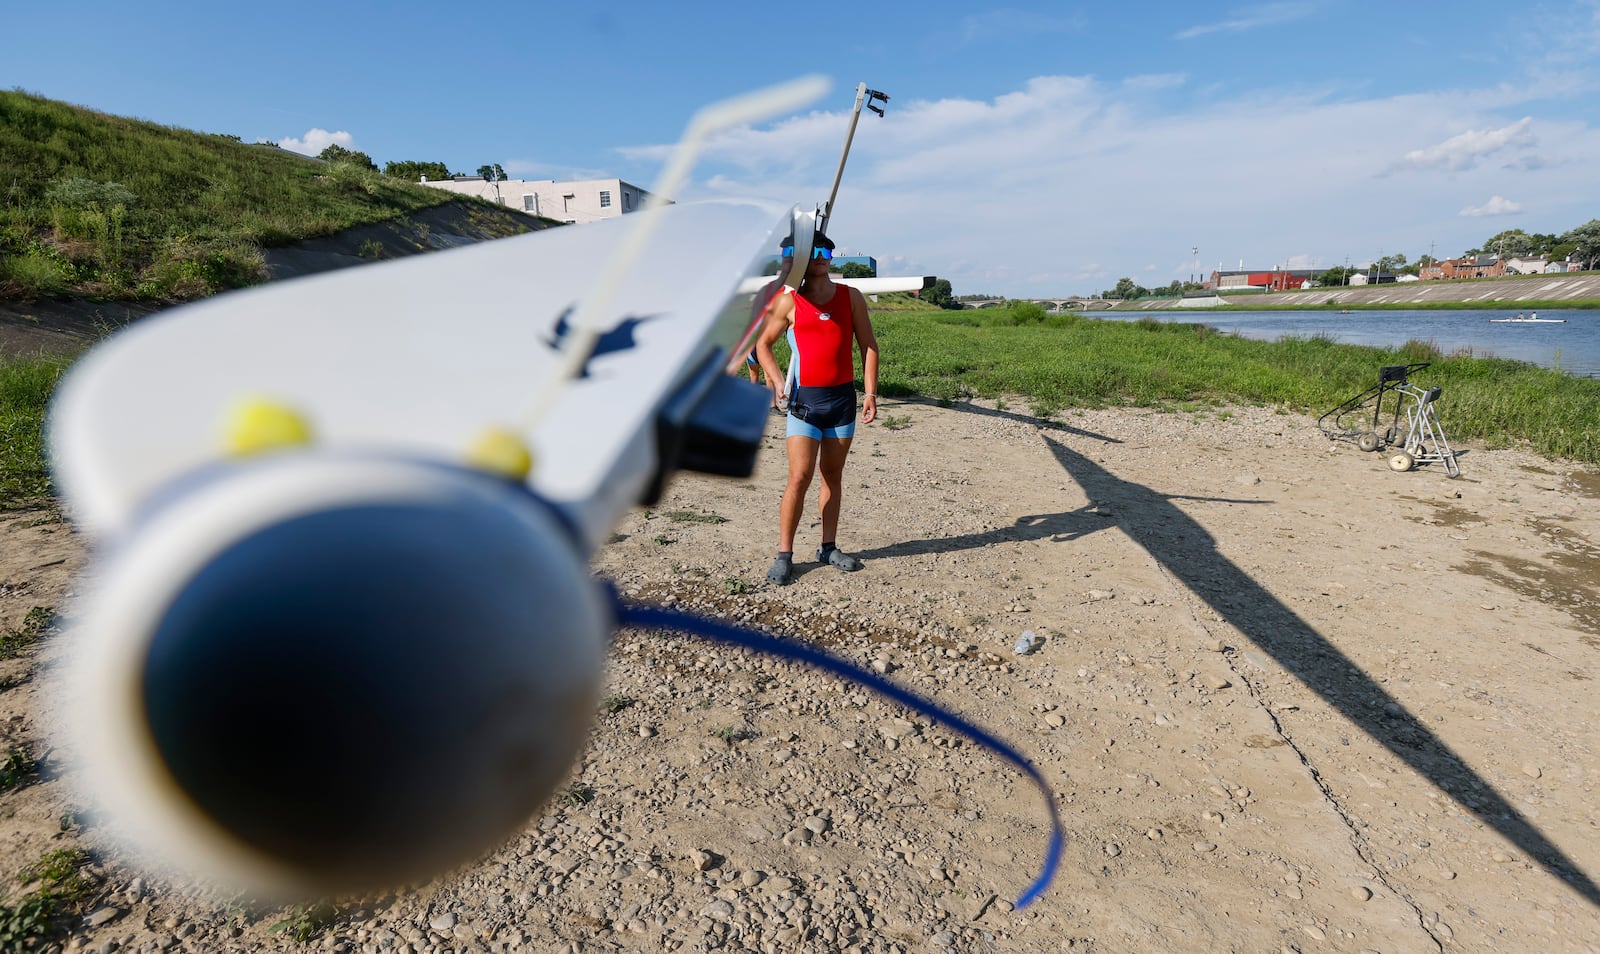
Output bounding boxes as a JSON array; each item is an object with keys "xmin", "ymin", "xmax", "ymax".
[{"xmin": 0, "ymin": 90, "xmax": 514, "ymax": 302}]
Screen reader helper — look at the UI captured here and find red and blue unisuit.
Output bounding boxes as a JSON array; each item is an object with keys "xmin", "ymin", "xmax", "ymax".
[{"xmin": 785, "ymin": 285, "xmax": 857, "ymax": 439}]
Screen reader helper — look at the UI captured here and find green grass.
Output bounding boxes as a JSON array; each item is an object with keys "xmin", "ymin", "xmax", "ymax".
[
  {"xmin": 0, "ymin": 747, "xmax": 38, "ymax": 791},
  {"xmin": 268, "ymin": 902, "xmax": 339, "ymax": 943},
  {"xmin": 664, "ymin": 510, "xmax": 728, "ymax": 524},
  {"xmin": 0, "ymin": 355, "xmax": 68, "ymax": 511},
  {"xmin": 0, "ymin": 90, "xmax": 523, "ymax": 302},
  {"xmin": 2, "ymin": 307, "xmax": 1597, "ymax": 518},
  {"xmin": 871, "ymin": 305, "xmax": 1600, "ymax": 464},
  {"xmin": 0, "ymin": 848, "xmax": 94, "ymax": 951},
  {"xmin": 1, "ymin": 607, "xmax": 56, "ymax": 659}
]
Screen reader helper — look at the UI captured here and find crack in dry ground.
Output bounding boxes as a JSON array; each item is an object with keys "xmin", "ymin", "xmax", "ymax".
[{"xmin": 1148, "ymin": 560, "xmax": 1448, "ymax": 952}]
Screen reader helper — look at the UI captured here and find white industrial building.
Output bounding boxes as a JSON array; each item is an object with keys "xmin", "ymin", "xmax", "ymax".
[{"xmin": 416, "ymin": 175, "xmax": 659, "ymax": 224}]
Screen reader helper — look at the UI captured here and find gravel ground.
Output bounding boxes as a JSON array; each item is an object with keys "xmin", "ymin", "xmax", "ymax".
[{"xmin": 3, "ymin": 397, "xmax": 1598, "ymax": 953}]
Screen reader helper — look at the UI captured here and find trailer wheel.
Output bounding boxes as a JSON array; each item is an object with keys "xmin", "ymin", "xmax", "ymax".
[
  {"xmin": 1357, "ymin": 432, "xmax": 1381, "ymax": 452},
  {"xmin": 1388, "ymin": 451, "xmax": 1415, "ymax": 473}
]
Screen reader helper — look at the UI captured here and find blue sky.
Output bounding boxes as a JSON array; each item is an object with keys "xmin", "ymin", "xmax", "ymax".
[{"xmin": 5, "ymin": 1, "xmax": 1599, "ymax": 297}]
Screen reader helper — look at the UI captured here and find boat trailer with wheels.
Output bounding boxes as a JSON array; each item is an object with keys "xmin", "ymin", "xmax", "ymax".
[{"xmin": 1318, "ymin": 362, "xmax": 1461, "ymax": 478}]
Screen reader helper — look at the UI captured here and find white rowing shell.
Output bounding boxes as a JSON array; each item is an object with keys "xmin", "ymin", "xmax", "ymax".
[{"xmin": 50, "ymin": 200, "xmax": 788, "ymax": 550}]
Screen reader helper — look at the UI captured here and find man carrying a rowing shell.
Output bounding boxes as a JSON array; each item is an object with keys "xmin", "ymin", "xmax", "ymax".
[{"xmin": 754, "ymin": 231, "xmax": 880, "ymax": 585}]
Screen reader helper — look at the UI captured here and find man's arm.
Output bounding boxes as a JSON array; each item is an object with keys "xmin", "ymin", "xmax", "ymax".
[
  {"xmin": 755, "ymin": 291, "xmax": 794, "ymax": 408},
  {"xmin": 851, "ymin": 287, "xmax": 879, "ymax": 425}
]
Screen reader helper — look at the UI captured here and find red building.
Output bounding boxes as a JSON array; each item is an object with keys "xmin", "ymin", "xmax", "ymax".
[
  {"xmin": 1420, "ymin": 255, "xmax": 1505, "ymax": 280},
  {"xmin": 1209, "ymin": 268, "xmax": 1322, "ymax": 291}
]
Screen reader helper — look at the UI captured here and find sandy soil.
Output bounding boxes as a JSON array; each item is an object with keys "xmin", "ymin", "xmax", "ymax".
[{"xmin": 2, "ymin": 399, "xmax": 1598, "ymax": 953}]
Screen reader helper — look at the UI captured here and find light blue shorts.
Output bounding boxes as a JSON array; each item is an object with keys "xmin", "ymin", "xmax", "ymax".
[{"xmin": 786, "ymin": 413, "xmax": 856, "ymax": 440}]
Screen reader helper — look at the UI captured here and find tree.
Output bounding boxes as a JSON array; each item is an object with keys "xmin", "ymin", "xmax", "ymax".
[
  {"xmin": 923, "ymin": 278, "xmax": 959, "ymax": 309},
  {"xmin": 1560, "ymin": 219, "xmax": 1600, "ymax": 270},
  {"xmin": 1111, "ymin": 277, "xmax": 1146, "ymax": 300},
  {"xmin": 839, "ymin": 262, "xmax": 873, "ymax": 279},
  {"xmin": 385, "ymin": 160, "xmax": 453, "ymax": 181},
  {"xmin": 476, "ymin": 163, "xmax": 507, "ymax": 181},
  {"xmin": 319, "ymin": 144, "xmax": 377, "ymax": 171},
  {"xmin": 1482, "ymin": 228, "xmax": 1535, "ymax": 258},
  {"xmin": 1319, "ymin": 266, "xmax": 1355, "ymax": 286}
]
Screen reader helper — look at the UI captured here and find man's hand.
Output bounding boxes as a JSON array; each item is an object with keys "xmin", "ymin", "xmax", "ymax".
[{"xmin": 861, "ymin": 394, "xmax": 877, "ymax": 424}]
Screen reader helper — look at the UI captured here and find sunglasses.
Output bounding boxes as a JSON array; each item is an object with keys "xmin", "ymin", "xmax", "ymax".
[{"xmin": 782, "ymin": 246, "xmax": 833, "ymax": 260}]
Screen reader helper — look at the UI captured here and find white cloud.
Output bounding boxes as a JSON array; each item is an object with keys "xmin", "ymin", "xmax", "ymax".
[
  {"xmin": 624, "ymin": 71, "xmax": 1600, "ymax": 297},
  {"xmin": 277, "ymin": 128, "xmax": 355, "ymax": 157},
  {"xmin": 1460, "ymin": 195, "xmax": 1524, "ymax": 217},
  {"xmin": 1175, "ymin": 2, "xmax": 1314, "ymax": 40},
  {"xmin": 1396, "ymin": 117, "xmax": 1534, "ymax": 171}
]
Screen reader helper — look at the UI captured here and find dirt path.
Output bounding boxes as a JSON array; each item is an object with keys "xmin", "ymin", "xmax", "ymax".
[{"xmin": 3, "ymin": 400, "xmax": 1598, "ymax": 952}]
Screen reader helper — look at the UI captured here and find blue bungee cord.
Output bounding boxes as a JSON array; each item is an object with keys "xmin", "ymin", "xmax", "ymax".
[{"xmin": 612, "ymin": 598, "xmax": 1065, "ymax": 909}]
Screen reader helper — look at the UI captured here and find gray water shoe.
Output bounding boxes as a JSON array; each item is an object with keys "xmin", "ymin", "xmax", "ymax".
[
  {"xmin": 818, "ymin": 547, "xmax": 863, "ymax": 572},
  {"xmin": 766, "ymin": 554, "xmax": 794, "ymax": 585}
]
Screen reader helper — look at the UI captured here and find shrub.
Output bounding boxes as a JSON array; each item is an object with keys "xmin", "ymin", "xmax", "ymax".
[
  {"xmin": 136, "ymin": 240, "xmax": 266, "ymax": 299},
  {"xmin": 44, "ymin": 176, "xmax": 137, "ymax": 211},
  {"xmin": 1011, "ymin": 301, "xmax": 1049, "ymax": 324},
  {"xmin": 324, "ymin": 161, "xmax": 383, "ymax": 196},
  {"xmin": 0, "ymin": 247, "xmax": 72, "ymax": 297}
]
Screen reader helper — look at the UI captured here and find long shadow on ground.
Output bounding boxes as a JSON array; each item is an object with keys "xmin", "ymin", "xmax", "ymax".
[
  {"xmin": 878, "ymin": 400, "xmax": 1599, "ymax": 906},
  {"xmin": 854, "ymin": 401, "xmax": 1261, "ymax": 562}
]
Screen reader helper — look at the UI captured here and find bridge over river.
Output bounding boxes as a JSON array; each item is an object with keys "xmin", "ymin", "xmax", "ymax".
[{"xmin": 960, "ymin": 297, "xmax": 1116, "ymax": 310}]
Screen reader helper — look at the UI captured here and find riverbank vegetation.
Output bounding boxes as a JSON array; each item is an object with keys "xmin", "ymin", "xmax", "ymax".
[
  {"xmin": 872, "ymin": 306, "xmax": 1600, "ymax": 465},
  {"xmin": 0, "ymin": 91, "xmax": 497, "ymax": 303},
  {"xmin": 5, "ymin": 305, "xmax": 1595, "ymax": 514},
  {"xmin": 0, "ymin": 354, "xmax": 66, "ymax": 512}
]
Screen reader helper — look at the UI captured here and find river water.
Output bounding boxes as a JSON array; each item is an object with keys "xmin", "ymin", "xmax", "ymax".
[{"xmin": 1088, "ymin": 308, "xmax": 1600, "ymax": 378}]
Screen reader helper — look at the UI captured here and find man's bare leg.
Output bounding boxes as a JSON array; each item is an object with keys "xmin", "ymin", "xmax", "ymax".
[
  {"xmin": 816, "ymin": 436, "xmax": 862, "ymax": 571},
  {"xmin": 816, "ymin": 436, "xmax": 852, "ymax": 543},
  {"xmin": 779, "ymin": 436, "xmax": 820, "ymax": 551},
  {"xmin": 768, "ymin": 436, "xmax": 819, "ymax": 584}
]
